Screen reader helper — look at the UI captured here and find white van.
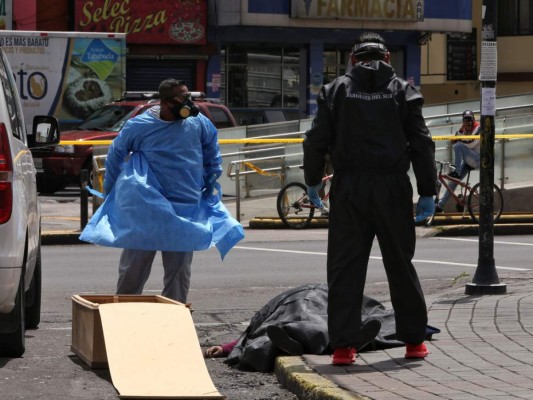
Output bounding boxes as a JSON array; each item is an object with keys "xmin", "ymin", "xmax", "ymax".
[{"xmin": 0, "ymin": 48, "xmax": 60, "ymax": 357}]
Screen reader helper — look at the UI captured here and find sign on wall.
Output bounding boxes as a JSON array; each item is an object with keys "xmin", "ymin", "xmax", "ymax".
[
  {"xmin": 447, "ymin": 30, "xmax": 477, "ymax": 81},
  {"xmin": 1, "ymin": 32, "xmax": 126, "ymax": 130},
  {"xmin": 74, "ymin": 0, "xmax": 207, "ymax": 44},
  {"xmin": 291, "ymin": 0, "xmax": 424, "ymax": 21},
  {"xmin": 0, "ymin": 0, "xmax": 13, "ymax": 30}
]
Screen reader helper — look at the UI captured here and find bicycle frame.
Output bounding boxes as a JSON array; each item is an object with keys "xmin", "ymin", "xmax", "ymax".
[
  {"xmin": 436, "ymin": 162, "xmax": 473, "ymax": 217},
  {"xmin": 293, "ymin": 174, "xmax": 333, "ymax": 210}
]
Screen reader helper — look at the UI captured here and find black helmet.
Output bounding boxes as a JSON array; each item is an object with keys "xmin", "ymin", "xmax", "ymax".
[{"xmin": 462, "ymin": 110, "xmax": 475, "ymax": 121}]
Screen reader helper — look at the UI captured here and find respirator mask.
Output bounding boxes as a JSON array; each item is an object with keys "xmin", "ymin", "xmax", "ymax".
[{"xmin": 169, "ymin": 94, "xmax": 200, "ymax": 120}]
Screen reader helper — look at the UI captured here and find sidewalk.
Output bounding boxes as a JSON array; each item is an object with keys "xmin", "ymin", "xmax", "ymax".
[
  {"xmin": 275, "ymin": 272, "xmax": 533, "ymax": 400},
  {"xmin": 40, "ymin": 194, "xmax": 533, "ymax": 244},
  {"xmin": 40, "ymin": 195, "xmax": 533, "ymax": 400}
]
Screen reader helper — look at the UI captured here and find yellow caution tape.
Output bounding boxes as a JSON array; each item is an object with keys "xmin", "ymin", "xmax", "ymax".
[
  {"xmin": 242, "ymin": 161, "xmax": 281, "ymax": 177},
  {"xmin": 59, "ymin": 134, "xmax": 533, "ymax": 146},
  {"xmin": 58, "ymin": 138, "xmax": 304, "ymax": 145},
  {"xmin": 434, "ymin": 134, "xmax": 533, "ymax": 141},
  {"xmin": 220, "ymin": 138, "xmax": 303, "ymax": 144}
]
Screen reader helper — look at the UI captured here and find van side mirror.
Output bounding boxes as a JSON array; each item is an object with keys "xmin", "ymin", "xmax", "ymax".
[{"xmin": 28, "ymin": 115, "xmax": 61, "ymax": 148}]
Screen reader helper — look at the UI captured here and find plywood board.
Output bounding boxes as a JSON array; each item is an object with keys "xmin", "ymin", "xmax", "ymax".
[{"xmin": 98, "ymin": 302, "xmax": 224, "ymax": 399}]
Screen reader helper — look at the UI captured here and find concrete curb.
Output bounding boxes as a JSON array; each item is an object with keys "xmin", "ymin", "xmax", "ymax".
[
  {"xmin": 249, "ymin": 217, "xmax": 533, "ymax": 236},
  {"xmin": 42, "ymin": 230, "xmax": 84, "ymax": 246},
  {"xmin": 274, "ymin": 356, "xmax": 368, "ymax": 400},
  {"xmin": 248, "ymin": 217, "xmax": 328, "ymax": 229},
  {"xmin": 433, "ymin": 222, "xmax": 533, "ymax": 236}
]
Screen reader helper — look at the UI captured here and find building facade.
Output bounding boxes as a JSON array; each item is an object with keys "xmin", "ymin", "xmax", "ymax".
[
  {"xmin": 206, "ymin": 0, "xmax": 472, "ymax": 122},
  {"xmin": 421, "ymin": 0, "xmax": 533, "ymax": 104},
  {"xmin": 6, "ymin": 0, "xmax": 533, "ymax": 122}
]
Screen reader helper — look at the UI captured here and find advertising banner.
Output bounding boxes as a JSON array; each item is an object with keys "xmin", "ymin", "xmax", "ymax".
[
  {"xmin": 74, "ymin": 0, "xmax": 207, "ymax": 44},
  {"xmin": 0, "ymin": 32, "xmax": 126, "ymax": 130}
]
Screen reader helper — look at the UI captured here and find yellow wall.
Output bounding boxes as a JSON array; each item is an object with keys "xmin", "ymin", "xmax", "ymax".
[{"xmin": 498, "ymin": 36, "xmax": 533, "ymax": 72}]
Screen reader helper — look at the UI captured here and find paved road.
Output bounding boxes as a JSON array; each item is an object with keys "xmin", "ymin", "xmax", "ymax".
[{"xmin": 6, "ymin": 189, "xmax": 532, "ymax": 400}]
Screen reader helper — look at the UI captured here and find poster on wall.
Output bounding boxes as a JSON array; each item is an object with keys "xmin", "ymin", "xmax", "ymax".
[
  {"xmin": 74, "ymin": 0, "xmax": 207, "ymax": 44},
  {"xmin": 0, "ymin": 0, "xmax": 13, "ymax": 30},
  {"xmin": 0, "ymin": 31, "xmax": 126, "ymax": 131}
]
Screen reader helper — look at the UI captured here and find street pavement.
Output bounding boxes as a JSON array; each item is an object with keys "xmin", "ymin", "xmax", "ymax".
[{"xmin": 40, "ymin": 194, "xmax": 533, "ymax": 400}]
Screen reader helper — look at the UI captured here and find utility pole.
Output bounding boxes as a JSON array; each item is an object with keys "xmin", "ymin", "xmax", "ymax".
[{"xmin": 465, "ymin": 0, "xmax": 506, "ymax": 295}]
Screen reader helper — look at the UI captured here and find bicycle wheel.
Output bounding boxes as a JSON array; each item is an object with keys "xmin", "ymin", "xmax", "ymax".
[
  {"xmin": 467, "ymin": 183, "xmax": 504, "ymax": 224},
  {"xmin": 276, "ymin": 182, "xmax": 315, "ymax": 229}
]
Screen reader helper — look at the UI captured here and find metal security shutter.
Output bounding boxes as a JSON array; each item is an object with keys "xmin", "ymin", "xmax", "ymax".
[{"xmin": 126, "ymin": 59, "xmax": 195, "ymax": 91}]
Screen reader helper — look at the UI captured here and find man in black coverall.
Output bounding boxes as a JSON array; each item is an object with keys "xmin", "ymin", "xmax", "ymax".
[{"xmin": 303, "ymin": 32, "xmax": 437, "ymax": 366}]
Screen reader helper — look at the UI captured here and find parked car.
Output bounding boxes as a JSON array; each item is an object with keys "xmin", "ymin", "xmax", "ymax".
[
  {"xmin": 0, "ymin": 48, "xmax": 60, "ymax": 357},
  {"xmin": 31, "ymin": 92, "xmax": 238, "ymax": 194}
]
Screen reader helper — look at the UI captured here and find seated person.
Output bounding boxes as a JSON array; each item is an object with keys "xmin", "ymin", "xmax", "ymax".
[{"xmin": 436, "ymin": 110, "xmax": 480, "ymax": 212}]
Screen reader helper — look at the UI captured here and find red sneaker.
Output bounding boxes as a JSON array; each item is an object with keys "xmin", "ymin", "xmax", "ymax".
[
  {"xmin": 332, "ymin": 347, "xmax": 356, "ymax": 366},
  {"xmin": 405, "ymin": 343, "xmax": 430, "ymax": 359}
]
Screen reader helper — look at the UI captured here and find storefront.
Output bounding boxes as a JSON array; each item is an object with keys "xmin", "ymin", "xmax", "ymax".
[
  {"xmin": 72, "ymin": 0, "xmax": 212, "ymax": 92},
  {"xmin": 207, "ymin": 0, "xmax": 473, "ymax": 121}
]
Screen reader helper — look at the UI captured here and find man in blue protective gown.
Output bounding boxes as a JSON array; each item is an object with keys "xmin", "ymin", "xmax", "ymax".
[{"xmin": 80, "ymin": 79, "xmax": 244, "ymax": 303}]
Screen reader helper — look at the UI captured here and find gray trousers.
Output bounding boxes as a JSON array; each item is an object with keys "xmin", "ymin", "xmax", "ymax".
[{"xmin": 117, "ymin": 249, "xmax": 193, "ymax": 303}]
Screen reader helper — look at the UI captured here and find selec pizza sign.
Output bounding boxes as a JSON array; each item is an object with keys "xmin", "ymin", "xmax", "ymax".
[{"xmin": 74, "ymin": 0, "xmax": 207, "ymax": 45}]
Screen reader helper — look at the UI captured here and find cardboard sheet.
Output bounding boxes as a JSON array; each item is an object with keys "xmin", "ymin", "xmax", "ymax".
[{"xmin": 98, "ymin": 302, "xmax": 224, "ymax": 399}]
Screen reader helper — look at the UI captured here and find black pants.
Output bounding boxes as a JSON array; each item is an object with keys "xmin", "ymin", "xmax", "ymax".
[{"xmin": 327, "ymin": 172, "xmax": 427, "ymax": 349}]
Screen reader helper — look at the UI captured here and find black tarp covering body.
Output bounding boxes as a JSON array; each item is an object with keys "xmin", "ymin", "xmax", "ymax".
[{"xmin": 225, "ymin": 283, "xmax": 439, "ymax": 372}]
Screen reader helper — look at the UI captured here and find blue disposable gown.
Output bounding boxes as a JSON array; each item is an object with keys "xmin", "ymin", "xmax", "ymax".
[{"xmin": 80, "ymin": 108, "xmax": 244, "ymax": 259}]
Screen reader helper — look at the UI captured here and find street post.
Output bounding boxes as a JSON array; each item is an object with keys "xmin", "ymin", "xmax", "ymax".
[{"xmin": 465, "ymin": 0, "xmax": 506, "ymax": 295}]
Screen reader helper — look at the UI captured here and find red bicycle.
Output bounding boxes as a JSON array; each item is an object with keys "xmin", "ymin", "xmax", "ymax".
[
  {"xmin": 427, "ymin": 160, "xmax": 503, "ymax": 226},
  {"xmin": 276, "ymin": 174, "xmax": 332, "ymax": 229}
]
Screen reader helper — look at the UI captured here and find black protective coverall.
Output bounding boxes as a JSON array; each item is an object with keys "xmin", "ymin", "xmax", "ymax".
[{"xmin": 303, "ymin": 60, "xmax": 437, "ymax": 349}]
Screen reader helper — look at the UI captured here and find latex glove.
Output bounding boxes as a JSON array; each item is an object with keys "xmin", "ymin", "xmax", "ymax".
[
  {"xmin": 415, "ymin": 195, "xmax": 435, "ymax": 223},
  {"xmin": 307, "ymin": 183, "xmax": 327, "ymax": 211},
  {"xmin": 202, "ymin": 173, "xmax": 218, "ymax": 198},
  {"xmin": 86, "ymin": 187, "xmax": 105, "ymax": 199}
]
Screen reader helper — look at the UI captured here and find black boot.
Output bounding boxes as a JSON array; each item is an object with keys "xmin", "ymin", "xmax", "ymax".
[{"xmin": 266, "ymin": 325, "xmax": 303, "ymax": 356}]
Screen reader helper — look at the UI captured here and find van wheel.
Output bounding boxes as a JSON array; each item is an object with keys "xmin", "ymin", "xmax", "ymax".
[
  {"xmin": 25, "ymin": 245, "xmax": 42, "ymax": 329},
  {"xmin": 0, "ymin": 272, "xmax": 25, "ymax": 357}
]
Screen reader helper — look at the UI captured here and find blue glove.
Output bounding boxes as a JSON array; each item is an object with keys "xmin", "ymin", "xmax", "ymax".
[
  {"xmin": 86, "ymin": 186, "xmax": 105, "ymax": 199},
  {"xmin": 415, "ymin": 195, "xmax": 435, "ymax": 223},
  {"xmin": 202, "ymin": 173, "xmax": 218, "ymax": 198},
  {"xmin": 307, "ymin": 183, "xmax": 326, "ymax": 210}
]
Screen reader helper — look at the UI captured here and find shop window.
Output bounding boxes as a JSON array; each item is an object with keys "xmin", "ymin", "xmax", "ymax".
[
  {"xmin": 323, "ymin": 49, "xmax": 351, "ymax": 84},
  {"xmin": 323, "ymin": 48, "xmax": 404, "ymax": 82},
  {"xmin": 221, "ymin": 47, "xmax": 299, "ymax": 109},
  {"xmin": 498, "ymin": 0, "xmax": 533, "ymax": 36}
]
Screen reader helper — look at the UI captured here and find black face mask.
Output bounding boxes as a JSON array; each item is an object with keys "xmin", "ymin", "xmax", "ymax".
[{"xmin": 169, "ymin": 98, "xmax": 200, "ymax": 120}]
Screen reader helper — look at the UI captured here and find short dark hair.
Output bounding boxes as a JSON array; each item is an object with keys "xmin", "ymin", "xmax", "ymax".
[
  {"xmin": 158, "ymin": 79, "xmax": 187, "ymax": 100},
  {"xmin": 352, "ymin": 32, "xmax": 388, "ymax": 61}
]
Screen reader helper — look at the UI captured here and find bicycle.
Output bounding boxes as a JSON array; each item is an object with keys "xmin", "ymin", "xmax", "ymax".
[
  {"xmin": 426, "ymin": 160, "xmax": 504, "ymax": 226},
  {"xmin": 276, "ymin": 174, "xmax": 332, "ymax": 229}
]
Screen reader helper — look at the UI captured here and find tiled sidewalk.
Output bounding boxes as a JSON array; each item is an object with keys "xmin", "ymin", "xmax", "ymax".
[{"xmin": 276, "ymin": 274, "xmax": 533, "ymax": 400}]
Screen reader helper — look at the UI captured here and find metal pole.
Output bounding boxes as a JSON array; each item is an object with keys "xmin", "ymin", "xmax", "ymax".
[
  {"xmin": 80, "ymin": 169, "xmax": 89, "ymax": 230},
  {"xmin": 465, "ymin": 0, "xmax": 506, "ymax": 295},
  {"xmin": 235, "ymin": 163, "xmax": 241, "ymax": 223}
]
